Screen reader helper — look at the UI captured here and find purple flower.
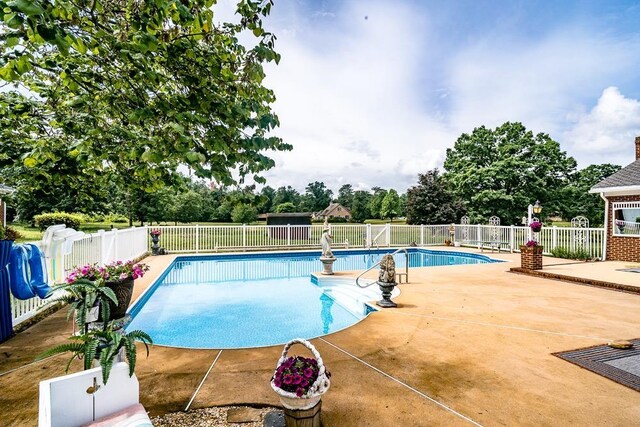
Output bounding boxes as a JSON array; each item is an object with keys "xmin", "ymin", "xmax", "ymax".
[
  {"xmin": 295, "ymin": 387, "xmax": 305, "ymax": 397},
  {"xmin": 525, "ymin": 240, "xmax": 538, "ymax": 247},
  {"xmin": 283, "ymin": 375, "xmax": 293, "ymax": 385},
  {"xmin": 303, "ymin": 368, "xmax": 313, "ymax": 379}
]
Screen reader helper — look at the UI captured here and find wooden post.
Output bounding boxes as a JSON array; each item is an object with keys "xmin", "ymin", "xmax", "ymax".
[{"xmin": 283, "ymin": 400, "xmax": 321, "ymax": 427}]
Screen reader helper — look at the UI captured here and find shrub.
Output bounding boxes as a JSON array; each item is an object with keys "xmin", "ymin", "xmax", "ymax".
[
  {"xmin": 104, "ymin": 213, "xmax": 128, "ymax": 223},
  {"xmin": 550, "ymin": 246, "xmax": 591, "ymax": 261},
  {"xmin": 231, "ymin": 204, "xmax": 258, "ymax": 224},
  {"xmin": 34, "ymin": 212, "xmax": 83, "ymax": 231},
  {"xmin": 0, "ymin": 226, "xmax": 4, "ymax": 240}
]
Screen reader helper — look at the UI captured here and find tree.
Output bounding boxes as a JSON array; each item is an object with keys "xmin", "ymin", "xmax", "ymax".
[
  {"xmin": 272, "ymin": 186, "xmax": 301, "ymax": 209},
  {"xmin": 368, "ymin": 187, "xmax": 387, "ymax": 219},
  {"xmin": 337, "ymin": 184, "xmax": 354, "ymax": 209},
  {"xmin": 300, "ymin": 181, "xmax": 333, "ymax": 212},
  {"xmin": 443, "ymin": 122, "xmax": 576, "ymax": 224},
  {"xmin": 406, "ymin": 170, "xmax": 465, "ymax": 225},
  {"xmin": 274, "ymin": 202, "xmax": 296, "ymax": 213},
  {"xmin": 172, "ymin": 191, "xmax": 203, "ymax": 223},
  {"xmin": 351, "ymin": 191, "xmax": 372, "ymax": 223},
  {"xmin": 257, "ymin": 186, "xmax": 276, "ymax": 214},
  {"xmin": 231, "ymin": 204, "xmax": 258, "ymax": 224},
  {"xmin": 380, "ymin": 189, "xmax": 401, "ymax": 221},
  {"xmin": 560, "ymin": 164, "xmax": 622, "ymax": 226},
  {"xmin": 0, "ymin": 0, "xmax": 290, "ymax": 212}
]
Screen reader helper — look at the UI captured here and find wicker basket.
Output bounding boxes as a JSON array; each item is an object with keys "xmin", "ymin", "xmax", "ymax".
[{"xmin": 270, "ymin": 338, "xmax": 330, "ymax": 410}]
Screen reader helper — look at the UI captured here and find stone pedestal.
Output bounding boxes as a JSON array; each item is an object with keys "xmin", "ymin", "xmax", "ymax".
[
  {"xmin": 520, "ymin": 245, "xmax": 543, "ymax": 270},
  {"xmin": 151, "ymin": 235, "xmax": 160, "ymax": 255},
  {"xmin": 319, "ymin": 256, "xmax": 336, "ymax": 275},
  {"xmin": 377, "ymin": 282, "xmax": 397, "ymax": 308}
]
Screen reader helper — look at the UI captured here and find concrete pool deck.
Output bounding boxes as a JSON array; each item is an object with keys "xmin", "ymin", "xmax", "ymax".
[{"xmin": 1, "ymin": 248, "xmax": 639, "ymax": 426}]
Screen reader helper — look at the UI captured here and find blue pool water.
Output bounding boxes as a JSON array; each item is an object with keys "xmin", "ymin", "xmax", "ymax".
[{"xmin": 126, "ymin": 249, "xmax": 499, "ymax": 349}]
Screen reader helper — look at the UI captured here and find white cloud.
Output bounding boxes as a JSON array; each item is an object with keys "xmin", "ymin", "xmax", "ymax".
[
  {"xmin": 259, "ymin": 1, "xmax": 453, "ymax": 193},
  {"xmin": 228, "ymin": 1, "xmax": 640, "ymax": 192},
  {"xmin": 564, "ymin": 87, "xmax": 640, "ymax": 165}
]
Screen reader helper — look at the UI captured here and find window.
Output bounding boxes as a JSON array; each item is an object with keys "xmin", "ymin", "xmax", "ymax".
[{"xmin": 612, "ymin": 201, "xmax": 640, "ymax": 237}]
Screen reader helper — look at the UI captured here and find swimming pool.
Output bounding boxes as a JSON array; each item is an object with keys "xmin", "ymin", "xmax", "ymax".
[{"xmin": 126, "ymin": 249, "xmax": 500, "ymax": 349}]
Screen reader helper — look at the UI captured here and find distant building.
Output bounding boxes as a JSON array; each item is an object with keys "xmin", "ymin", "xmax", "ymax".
[
  {"xmin": 590, "ymin": 136, "xmax": 640, "ymax": 262},
  {"xmin": 262, "ymin": 213, "xmax": 312, "ymax": 240},
  {"xmin": 315, "ymin": 203, "xmax": 351, "ymax": 221}
]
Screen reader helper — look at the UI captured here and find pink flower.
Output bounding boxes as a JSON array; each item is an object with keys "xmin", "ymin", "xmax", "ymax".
[
  {"xmin": 295, "ymin": 387, "xmax": 305, "ymax": 397},
  {"xmin": 119, "ymin": 273, "xmax": 128, "ymax": 281}
]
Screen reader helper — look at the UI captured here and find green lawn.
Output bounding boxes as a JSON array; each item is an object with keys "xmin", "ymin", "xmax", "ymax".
[{"xmin": 10, "ymin": 222, "xmax": 134, "ymax": 242}]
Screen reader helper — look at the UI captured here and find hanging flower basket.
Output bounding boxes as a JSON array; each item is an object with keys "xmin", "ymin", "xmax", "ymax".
[
  {"xmin": 530, "ymin": 221, "xmax": 542, "ymax": 233},
  {"xmin": 271, "ymin": 338, "xmax": 331, "ymax": 410}
]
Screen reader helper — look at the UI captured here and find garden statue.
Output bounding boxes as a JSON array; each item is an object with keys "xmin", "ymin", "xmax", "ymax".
[
  {"xmin": 319, "ymin": 219, "xmax": 336, "ymax": 275},
  {"xmin": 377, "ymin": 254, "xmax": 397, "ymax": 308},
  {"xmin": 320, "ymin": 219, "xmax": 334, "ymax": 258}
]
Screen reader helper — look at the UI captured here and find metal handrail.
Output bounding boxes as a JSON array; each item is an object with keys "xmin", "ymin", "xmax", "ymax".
[{"xmin": 355, "ymin": 247, "xmax": 409, "ymax": 288}]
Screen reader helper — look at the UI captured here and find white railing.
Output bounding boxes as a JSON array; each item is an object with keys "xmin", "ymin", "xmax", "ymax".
[
  {"xmin": 8, "ymin": 222, "xmax": 607, "ymax": 329},
  {"xmin": 9, "ymin": 227, "xmax": 149, "ymax": 328}
]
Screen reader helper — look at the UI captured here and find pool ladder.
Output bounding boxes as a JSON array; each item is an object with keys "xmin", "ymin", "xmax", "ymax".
[{"xmin": 355, "ymin": 247, "xmax": 409, "ymax": 288}]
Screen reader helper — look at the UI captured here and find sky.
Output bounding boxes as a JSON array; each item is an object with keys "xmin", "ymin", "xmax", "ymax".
[{"xmin": 218, "ymin": 0, "xmax": 640, "ymax": 194}]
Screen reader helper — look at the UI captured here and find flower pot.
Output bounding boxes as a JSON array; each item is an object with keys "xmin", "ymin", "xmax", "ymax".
[
  {"xmin": 103, "ymin": 278, "xmax": 135, "ymax": 320},
  {"xmin": 278, "ymin": 394, "xmax": 322, "ymax": 411},
  {"xmin": 271, "ymin": 339, "xmax": 330, "ymax": 411}
]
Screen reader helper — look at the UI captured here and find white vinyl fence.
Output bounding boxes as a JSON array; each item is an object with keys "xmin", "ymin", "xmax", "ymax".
[
  {"xmin": 9, "ymin": 227, "xmax": 149, "ymax": 328},
  {"xmin": 8, "ymin": 223, "xmax": 605, "ymax": 328}
]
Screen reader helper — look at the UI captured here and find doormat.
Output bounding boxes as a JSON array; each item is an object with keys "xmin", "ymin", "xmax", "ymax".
[{"xmin": 553, "ymin": 339, "xmax": 640, "ymax": 392}]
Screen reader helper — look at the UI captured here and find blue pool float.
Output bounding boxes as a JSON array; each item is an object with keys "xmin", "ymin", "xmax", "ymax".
[{"xmin": 8, "ymin": 244, "xmax": 51, "ymax": 300}]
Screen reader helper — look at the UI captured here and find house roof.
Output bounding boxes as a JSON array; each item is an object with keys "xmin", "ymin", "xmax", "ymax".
[
  {"xmin": 319, "ymin": 203, "xmax": 350, "ymax": 216},
  {"xmin": 590, "ymin": 159, "xmax": 640, "ymax": 194}
]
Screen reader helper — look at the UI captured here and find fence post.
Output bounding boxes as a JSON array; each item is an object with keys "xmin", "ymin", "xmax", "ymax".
[
  {"xmin": 242, "ymin": 223, "xmax": 247, "ymax": 251},
  {"xmin": 98, "ymin": 230, "xmax": 107, "ymax": 265},
  {"xmin": 385, "ymin": 223, "xmax": 391, "ymax": 247},
  {"xmin": 195, "ymin": 224, "xmax": 200, "ymax": 254},
  {"xmin": 420, "ymin": 224, "xmax": 424, "ymax": 246},
  {"xmin": 477, "ymin": 225, "xmax": 482, "ymax": 249},
  {"xmin": 287, "ymin": 224, "xmax": 291, "ymax": 247},
  {"xmin": 509, "ymin": 225, "xmax": 515, "ymax": 253},
  {"xmin": 552, "ymin": 226, "xmax": 558, "ymax": 251},
  {"xmin": 366, "ymin": 223, "xmax": 372, "ymax": 248},
  {"xmin": 113, "ymin": 228, "xmax": 119, "ymax": 260}
]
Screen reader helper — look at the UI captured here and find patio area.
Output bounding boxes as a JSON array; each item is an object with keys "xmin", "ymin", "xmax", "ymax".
[{"xmin": 1, "ymin": 248, "xmax": 639, "ymax": 426}]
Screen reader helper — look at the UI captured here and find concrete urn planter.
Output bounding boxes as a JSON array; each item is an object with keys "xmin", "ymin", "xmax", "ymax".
[{"xmin": 520, "ymin": 245, "xmax": 543, "ymax": 270}]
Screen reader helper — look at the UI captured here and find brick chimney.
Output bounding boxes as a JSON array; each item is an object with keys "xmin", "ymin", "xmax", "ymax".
[{"xmin": 636, "ymin": 136, "xmax": 640, "ymax": 160}]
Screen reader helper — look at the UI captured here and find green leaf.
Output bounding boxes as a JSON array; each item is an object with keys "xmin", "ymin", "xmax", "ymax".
[{"xmin": 8, "ymin": 0, "xmax": 44, "ymax": 16}]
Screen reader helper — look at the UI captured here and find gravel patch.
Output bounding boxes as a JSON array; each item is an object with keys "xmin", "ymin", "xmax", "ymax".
[{"xmin": 151, "ymin": 406, "xmax": 279, "ymax": 427}]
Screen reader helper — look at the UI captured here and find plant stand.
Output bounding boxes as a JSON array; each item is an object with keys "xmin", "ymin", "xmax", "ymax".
[
  {"xmin": 520, "ymin": 245, "xmax": 543, "ymax": 270},
  {"xmin": 283, "ymin": 400, "xmax": 321, "ymax": 427},
  {"xmin": 151, "ymin": 235, "xmax": 160, "ymax": 255}
]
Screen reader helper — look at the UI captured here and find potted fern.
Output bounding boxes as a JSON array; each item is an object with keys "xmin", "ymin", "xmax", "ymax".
[{"xmin": 37, "ymin": 276, "xmax": 152, "ymax": 384}]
